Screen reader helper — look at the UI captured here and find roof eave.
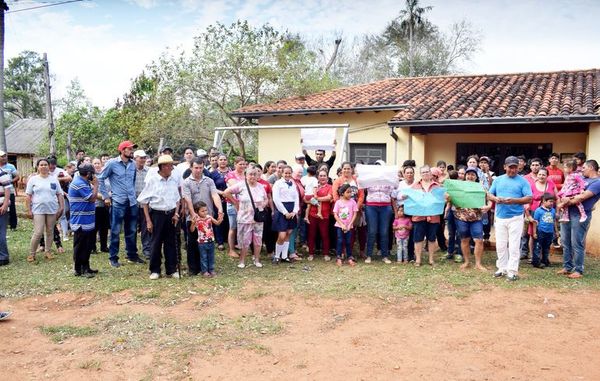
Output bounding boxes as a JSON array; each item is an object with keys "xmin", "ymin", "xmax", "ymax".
[
  {"xmin": 230, "ymin": 104, "xmax": 408, "ymax": 119},
  {"xmin": 388, "ymin": 115, "xmax": 600, "ymax": 127}
]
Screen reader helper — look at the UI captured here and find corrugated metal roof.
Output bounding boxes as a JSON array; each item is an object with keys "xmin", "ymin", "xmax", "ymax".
[{"xmin": 5, "ymin": 118, "xmax": 47, "ymax": 154}]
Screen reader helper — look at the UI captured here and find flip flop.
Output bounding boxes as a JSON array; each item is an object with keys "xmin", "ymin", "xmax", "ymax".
[{"xmin": 0, "ymin": 311, "xmax": 12, "ymax": 321}]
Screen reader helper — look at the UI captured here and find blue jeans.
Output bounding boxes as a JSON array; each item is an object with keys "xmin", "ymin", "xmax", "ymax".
[
  {"xmin": 365, "ymin": 205, "xmax": 393, "ymax": 257},
  {"xmin": 560, "ymin": 208, "xmax": 591, "ymax": 274},
  {"xmin": 336, "ymin": 227, "xmax": 353, "ymax": 259},
  {"xmin": 0, "ymin": 213, "xmax": 8, "ymax": 261},
  {"xmin": 198, "ymin": 241, "xmax": 215, "ymax": 273},
  {"xmin": 109, "ymin": 201, "xmax": 139, "ymax": 261},
  {"xmin": 533, "ymin": 230, "xmax": 553, "ymax": 267},
  {"xmin": 447, "ymin": 212, "xmax": 462, "ymax": 255}
]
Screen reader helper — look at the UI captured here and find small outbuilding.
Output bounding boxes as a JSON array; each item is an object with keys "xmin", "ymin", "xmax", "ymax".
[{"xmin": 5, "ymin": 118, "xmax": 47, "ymax": 187}]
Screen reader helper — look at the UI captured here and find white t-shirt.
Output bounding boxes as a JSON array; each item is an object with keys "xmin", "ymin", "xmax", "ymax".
[
  {"xmin": 25, "ymin": 175, "xmax": 62, "ymax": 214},
  {"xmin": 301, "ymin": 175, "xmax": 318, "ymax": 196}
]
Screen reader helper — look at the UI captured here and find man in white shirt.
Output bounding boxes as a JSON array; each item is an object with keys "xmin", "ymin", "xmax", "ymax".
[{"xmin": 137, "ymin": 155, "xmax": 181, "ymax": 279}]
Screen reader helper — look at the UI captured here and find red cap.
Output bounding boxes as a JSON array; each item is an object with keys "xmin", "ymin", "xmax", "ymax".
[{"xmin": 118, "ymin": 140, "xmax": 137, "ymax": 152}]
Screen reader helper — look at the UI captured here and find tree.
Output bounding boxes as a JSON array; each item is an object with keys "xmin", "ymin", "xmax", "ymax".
[
  {"xmin": 178, "ymin": 20, "xmax": 337, "ymax": 158},
  {"xmin": 3, "ymin": 50, "xmax": 45, "ymax": 123},
  {"xmin": 392, "ymin": 0, "xmax": 433, "ymax": 77}
]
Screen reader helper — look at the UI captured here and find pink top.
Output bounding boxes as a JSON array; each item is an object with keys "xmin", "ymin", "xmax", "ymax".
[
  {"xmin": 393, "ymin": 217, "xmax": 412, "ymax": 240},
  {"xmin": 529, "ymin": 181, "xmax": 557, "ymax": 212},
  {"xmin": 559, "ymin": 173, "xmax": 586, "ymax": 198},
  {"xmin": 333, "ymin": 198, "xmax": 358, "ymax": 228},
  {"xmin": 229, "ymin": 182, "xmax": 268, "ymax": 224}
]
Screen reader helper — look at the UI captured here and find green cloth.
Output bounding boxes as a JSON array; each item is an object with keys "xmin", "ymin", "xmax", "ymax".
[{"xmin": 444, "ymin": 179, "xmax": 486, "ymax": 209}]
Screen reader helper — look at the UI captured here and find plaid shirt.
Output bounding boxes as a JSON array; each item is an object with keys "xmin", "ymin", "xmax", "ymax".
[{"xmin": 135, "ymin": 166, "xmax": 149, "ymax": 197}]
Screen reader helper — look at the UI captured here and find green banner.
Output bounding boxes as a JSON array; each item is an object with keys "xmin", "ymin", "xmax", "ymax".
[{"xmin": 443, "ymin": 179, "xmax": 486, "ymax": 209}]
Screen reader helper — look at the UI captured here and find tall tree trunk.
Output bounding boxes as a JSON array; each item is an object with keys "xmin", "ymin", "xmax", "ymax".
[
  {"xmin": 408, "ymin": 22, "xmax": 414, "ymax": 77},
  {"xmin": 323, "ymin": 38, "xmax": 342, "ymax": 74}
]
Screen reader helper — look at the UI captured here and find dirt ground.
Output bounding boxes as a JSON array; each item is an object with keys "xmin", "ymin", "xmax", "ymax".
[{"xmin": 2, "ymin": 288, "xmax": 600, "ymax": 381}]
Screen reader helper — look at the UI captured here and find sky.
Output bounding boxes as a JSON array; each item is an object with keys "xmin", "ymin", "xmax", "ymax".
[{"xmin": 5, "ymin": 0, "xmax": 600, "ymax": 109}]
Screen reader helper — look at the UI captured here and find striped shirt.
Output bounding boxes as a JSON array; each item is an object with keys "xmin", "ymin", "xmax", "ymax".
[
  {"xmin": 68, "ymin": 176, "xmax": 96, "ymax": 231},
  {"xmin": 0, "ymin": 169, "xmax": 13, "ymax": 203}
]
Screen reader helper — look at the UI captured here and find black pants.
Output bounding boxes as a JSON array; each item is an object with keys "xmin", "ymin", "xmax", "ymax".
[
  {"xmin": 186, "ymin": 220, "xmax": 200, "ymax": 275},
  {"xmin": 94, "ymin": 206, "xmax": 110, "ymax": 251},
  {"xmin": 149, "ymin": 209, "xmax": 177, "ymax": 275},
  {"xmin": 137, "ymin": 209, "xmax": 151, "ymax": 258},
  {"xmin": 8, "ymin": 193, "xmax": 17, "ymax": 229},
  {"xmin": 436, "ymin": 214, "xmax": 448, "ymax": 251},
  {"xmin": 73, "ymin": 229, "xmax": 94, "ymax": 274},
  {"xmin": 263, "ymin": 207, "xmax": 276, "ymax": 254},
  {"xmin": 40, "ymin": 225, "xmax": 62, "ymax": 248}
]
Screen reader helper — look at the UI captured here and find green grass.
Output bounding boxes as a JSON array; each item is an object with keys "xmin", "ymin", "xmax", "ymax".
[
  {"xmin": 39, "ymin": 324, "xmax": 98, "ymax": 343},
  {"xmin": 2, "ymin": 216, "xmax": 600, "ymax": 303}
]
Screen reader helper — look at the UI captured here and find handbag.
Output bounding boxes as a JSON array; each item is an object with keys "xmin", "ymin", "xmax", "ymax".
[{"xmin": 246, "ymin": 180, "xmax": 267, "ymax": 223}]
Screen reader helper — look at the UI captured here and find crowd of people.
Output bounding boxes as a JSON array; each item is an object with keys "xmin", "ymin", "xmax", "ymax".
[{"xmin": 2, "ymin": 142, "xmax": 599, "ymax": 282}]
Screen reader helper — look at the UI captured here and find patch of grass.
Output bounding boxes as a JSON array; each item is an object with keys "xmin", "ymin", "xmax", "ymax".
[
  {"xmin": 39, "ymin": 324, "xmax": 98, "ymax": 343},
  {"xmin": 233, "ymin": 314, "xmax": 284, "ymax": 335},
  {"xmin": 3, "ymin": 210, "xmax": 600, "ymax": 302},
  {"xmin": 78, "ymin": 359, "xmax": 102, "ymax": 370}
]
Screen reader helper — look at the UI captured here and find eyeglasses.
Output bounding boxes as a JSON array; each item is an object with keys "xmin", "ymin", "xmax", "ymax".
[{"xmin": 421, "ymin": 171, "xmax": 430, "ymax": 174}]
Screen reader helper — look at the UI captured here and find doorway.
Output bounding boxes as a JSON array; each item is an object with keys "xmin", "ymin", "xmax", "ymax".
[{"xmin": 456, "ymin": 143, "xmax": 553, "ymax": 175}]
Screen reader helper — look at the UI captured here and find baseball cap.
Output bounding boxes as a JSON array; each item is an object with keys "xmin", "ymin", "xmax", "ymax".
[
  {"xmin": 479, "ymin": 156, "xmax": 490, "ymax": 163},
  {"xmin": 160, "ymin": 146, "xmax": 173, "ymax": 154},
  {"xmin": 0, "ymin": 150, "xmax": 6, "ymax": 156},
  {"xmin": 504, "ymin": 156, "xmax": 519, "ymax": 167},
  {"xmin": 78, "ymin": 163, "xmax": 95, "ymax": 176},
  {"xmin": 133, "ymin": 149, "xmax": 147, "ymax": 158},
  {"xmin": 295, "ymin": 153, "xmax": 305, "ymax": 160},
  {"xmin": 196, "ymin": 149, "xmax": 207, "ymax": 157},
  {"xmin": 465, "ymin": 166, "xmax": 478, "ymax": 175},
  {"xmin": 118, "ymin": 140, "xmax": 137, "ymax": 152}
]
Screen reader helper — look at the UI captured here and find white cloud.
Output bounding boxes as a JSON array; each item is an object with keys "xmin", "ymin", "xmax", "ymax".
[{"xmin": 127, "ymin": 0, "xmax": 159, "ymax": 9}]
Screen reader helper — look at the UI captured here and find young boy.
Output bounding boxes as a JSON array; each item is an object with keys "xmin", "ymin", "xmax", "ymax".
[
  {"xmin": 531, "ymin": 193, "xmax": 556, "ymax": 269},
  {"xmin": 190, "ymin": 201, "xmax": 221, "ymax": 277},
  {"xmin": 302, "ymin": 166, "xmax": 321, "ymax": 222}
]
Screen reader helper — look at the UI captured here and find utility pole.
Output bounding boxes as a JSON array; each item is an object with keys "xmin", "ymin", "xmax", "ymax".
[
  {"xmin": 0, "ymin": 1, "xmax": 8, "ymax": 152},
  {"xmin": 42, "ymin": 53, "xmax": 55, "ymax": 156}
]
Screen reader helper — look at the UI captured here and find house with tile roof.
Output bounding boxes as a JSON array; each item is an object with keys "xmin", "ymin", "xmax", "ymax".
[
  {"xmin": 231, "ymin": 68, "xmax": 600, "ymax": 253},
  {"xmin": 5, "ymin": 118, "xmax": 48, "ymax": 186}
]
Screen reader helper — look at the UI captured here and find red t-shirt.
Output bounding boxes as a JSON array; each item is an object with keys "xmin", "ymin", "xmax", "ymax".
[
  {"xmin": 257, "ymin": 178, "xmax": 272, "ymax": 195},
  {"xmin": 305, "ymin": 183, "xmax": 333, "ymax": 218},
  {"xmin": 546, "ymin": 166, "xmax": 564, "ymax": 190}
]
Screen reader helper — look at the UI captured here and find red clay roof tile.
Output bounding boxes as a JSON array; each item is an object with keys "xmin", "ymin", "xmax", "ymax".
[{"xmin": 232, "ymin": 69, "xmax": 600, "ymax": 124}]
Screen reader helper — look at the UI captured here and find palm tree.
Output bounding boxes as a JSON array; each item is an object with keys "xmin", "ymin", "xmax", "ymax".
[{"xmin": 398, "ymin": 0, "xmax": 433, "ymax": 76}]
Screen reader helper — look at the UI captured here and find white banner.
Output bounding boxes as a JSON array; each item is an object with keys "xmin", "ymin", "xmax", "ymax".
[
  {"xmin": 355, "ymin": 164, "xmax": 399, "ymax": 189},
  {"xmin": 301, "ymin": 128, "xmax": 336, "ymax": 151}
]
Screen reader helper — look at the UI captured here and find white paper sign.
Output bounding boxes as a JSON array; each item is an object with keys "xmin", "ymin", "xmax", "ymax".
[
  {"xmin": 301, "ymin": 128, "xmax": 336, "ymax": 151},
  {"xmin": 355, "ymin": 164, "xmax": 399, "ymax": 189}
]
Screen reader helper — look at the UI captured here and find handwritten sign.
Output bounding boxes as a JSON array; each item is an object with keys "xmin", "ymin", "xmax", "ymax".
[
  {"xmin": 355, "ymin": 164, "xmax": 399, "ymax": 189},
  {"xmin": 301, "ymin": 128, "xmax": 336, "ymax": 151}
]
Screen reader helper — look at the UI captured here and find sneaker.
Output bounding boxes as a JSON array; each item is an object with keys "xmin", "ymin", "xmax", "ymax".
[
  {"xmin": 383, "ymin": 257, "xmax": 392, "ymax": 264},
  {"xmin": 168, "ymin": 272, "xmax": 180, "ymax": 279},
  {"xmin": 0, "ymin": 311, "xmax": 12, "ymax": 320},
  {"xmin": 454, "ymin": 254, "xmax": 463, "ymax": 263},
  {"xmin": 127, "ymin": 257, "xmax": 146, "ymax": 264},
  {"xmin": 254, "ymin": 260, "xmax": 263, "ymax": 268},
  {"xmin": 323, "ymin": 255, "xmax": 331, "ymax": 262},
  {"xmin": 109, "ymin": 259, "xmax": 121, "ymax": 268},
  {"xmin": 149, "ymin": 272, "xmax": 160, "ymax": 280},
  {"xmin": 364, "ymin": 257, "xmax": 372, "ymax": 264},
  {"xmin": 272, "ymin": 257, "xmax": 280, "ymax": 265},
  {"xmin": 506, "ymin": 274, "xmax": 519, "ymax": 282},
  {"xmin": 237, "ymin": 262, "xmax": 246, "ymax": 269},
  {"xmin": 82, "ymin": 272, "xmax": 95, "ymax": 279},
  {"xmin": 336, "ymin": 258, "xmax": 342, "ymax": 266},
  {"xmin": 493, "ymin": 270, "xmax": 506, "ymax": 278},
  {"xmin": 532, "ymin": 263, "xmax": 546, "ymax": 269},
  {"xmin": 445, "ymin": 252, "xmax": 454, "ymax": 260},
  {"xmin": 0, "ymin": 259, "xmax": 9, "ymax": 266}
]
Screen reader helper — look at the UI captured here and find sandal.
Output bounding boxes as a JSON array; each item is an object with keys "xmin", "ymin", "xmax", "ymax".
[
  {"xmin": 45, "ymin": 252, "xmax": 55, "ymax": 260},
  {"xmin": 57, "ymin": 247, "xmax": 65, "ymax": 254},
  {"xmin": 414, "ymin": 262, "xmax": 421, "ymax": 267},
  {"xmin": 27, "ymin": 255, "xmax": 36, "ymax": 263}
]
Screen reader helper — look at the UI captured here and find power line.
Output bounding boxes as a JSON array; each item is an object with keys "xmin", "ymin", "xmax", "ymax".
[{"xmin": 6, "ymin": 0, "xmax": 86, "ymax": 14}]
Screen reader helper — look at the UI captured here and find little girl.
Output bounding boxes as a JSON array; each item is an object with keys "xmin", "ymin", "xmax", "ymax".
[
  {"xmin": 190, "ymin": 201, "xmax": 221, "ymax": 277},
  {"xmin": 393, "ymin": 205, "xmax": 412, "ymax": 263},
  {"xmin": 557, "ymin": 160, "xmax": 587, "ymax": 222},
  {"xmin": 333, "ymin": 184, "xmax": 358, "ymax": 267}
]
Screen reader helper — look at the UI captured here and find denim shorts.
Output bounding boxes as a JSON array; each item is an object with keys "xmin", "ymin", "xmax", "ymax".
[
  {"xmin": 455, "ymin": 219, "xmax": 484, "ymax": 240},
  {"xmin": 412, "ymin": 221, "xmax": 438, "ymax": 242},
  {"xmin": 226, "ymin": 203, "xmax": 237, "ymax": 229}
]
